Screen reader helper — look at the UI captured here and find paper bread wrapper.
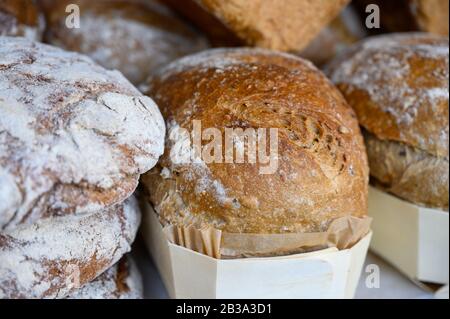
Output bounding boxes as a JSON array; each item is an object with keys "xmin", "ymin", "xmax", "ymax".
[
  {"xmin": 146, "ymin": 199, "xmax": 371, "ymax": 259},
  {"xmin": 141, "ymin": 200, "xmax": 372, "ymax": 298}
]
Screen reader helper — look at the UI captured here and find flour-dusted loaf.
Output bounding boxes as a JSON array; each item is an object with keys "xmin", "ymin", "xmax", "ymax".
[
  {"xmin": 142, "ymin": 48, "xmax": 369, "ymax": 234},
  {"xmin": 0, "ymin": 197, "xmax": 140, "ymax": 299},
  {"xmin": 328, "ymin": 33, "xmax": 449, "ymax": 209},
  {"xmin": 0, "ymin": 37, "xmax": 165, "ymax": 231},
  {"xmin": 162, "ymin": 0, "xmax": 350, "ymax": 52},
  {"xmin": 0, "ymin": 0, "xmax": 45, "ymax": 40},
  {"xmin": 66, "ymin": 256, "xmax": 143, "ymax": 299},
  {"xmin": 42, "ymin": 0, "xmax": 209, "ymax": 85}
]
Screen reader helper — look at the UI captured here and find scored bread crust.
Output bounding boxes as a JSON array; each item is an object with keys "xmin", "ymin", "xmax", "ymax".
[
  {"xmin": 328, "ymin": 33, "xmax": 449, "ymax": 208},
  {"xmin": 0, "ymin": 197, "xmax": 140, "ymax": 299},
  {"xmin": 0, "ymin": 0, "xmax": 45, "ymax": 40},
  {"xmin": 0, "ymin": 37, "xmax": 165, "ymax": 231},
  {"xmin": 66, "ymin": 256, "xmax": 143, "ymax": 299},
  {"xmin": 142, "ymin": 48, "xmax": 369, "ymax": 234},
  {"xmin": 42, "ymin": 0, "xmax": 208, "ymax": 85}
]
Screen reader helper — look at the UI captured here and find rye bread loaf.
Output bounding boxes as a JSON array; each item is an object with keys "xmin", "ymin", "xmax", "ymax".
[
  {"xmin": 0, "ymin": 37, "xmax": 165, "ymax": 231},
  {"xmin": 142, "ymin": 48, "xmax": 369, "ymax": 234},
  {"xmin": 66, "ymin": 256, "xmax": 143, "ymax": 299},
  {"xmin": 162, "ymin": 0, "xmax": 350, "ymax": 51},
  {"xmin": 42, "ymin": 0, "xmax": 208, "ymax": 85},
  {"xmin": 327, "ymin": 33, "xmax": 449, "ymax": 209},
  {"xmin": 0, "ymin": 197, "xmax": 140, "ymax": 299},
  {"xmin": 0, "ymin": 0, "xmax": 45, "ymax": 40}
]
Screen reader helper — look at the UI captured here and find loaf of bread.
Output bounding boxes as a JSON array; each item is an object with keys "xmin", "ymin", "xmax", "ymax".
[
  {"xmin": 66, "ymin": 256, "xmax": 143, "ymax": 299},
  {"xmin": 142, "ymin": 48, "xmax": 369, "ymax": 234},
  {"xmin": 0, "ymin": 0, "xmax": 45, "ymax": 40},
  {"xmin": 0, "ymin": 197, "xmax": 140, "ymax": 299},
  {"xmin": 328, "ymin": 33, "xmax": 449, "ymax": 209},
  {"xmin": 0, "ymin": 37, "xmax": 165, "ymax": 231},
  {"xmin": 42, "ymin": 0, "xmax": 209, "ymax": 85},
  {"xmin": 162, "ymin": 0, "xmax": 350, "ymax": 51}
]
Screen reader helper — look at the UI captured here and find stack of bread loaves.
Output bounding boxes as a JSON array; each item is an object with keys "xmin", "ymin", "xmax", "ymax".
[
  {"xmin": 0, "ymin": 37, "xmax": 165, "ymax": 298},
  {"xmin": 327, "ymin": 33, "xmax": 449, "ymax": 210},
  {"xmin": 327, "ymin": 33, "xmax": 449, "ymax": 285}
]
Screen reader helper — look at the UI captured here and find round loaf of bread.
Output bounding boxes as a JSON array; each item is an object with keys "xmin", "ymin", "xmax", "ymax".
[
  {"xmin": 0, "ymin": 0, "xmax": 45, "ymax": 40},
  {"xmin": 142, "ymin": 48, "xmax": 369, "ymax": 234},
  {"xmin": 0, "ymin": 197, "xmax": 140, "ymax": 299},
  {"xmin": 327, "ymin": 33, "xmax": 449, "ymax": 209},
  {"xmin": 0, "ymin": 37, "xmax": 165, "ymax": 231},
  {"xmin": 66, "ymin": 256, "xmax": 143, "ymax": 299},
  {"xmin": 42, "ymin": 0, "xmax": 208, "ymax": 85}
]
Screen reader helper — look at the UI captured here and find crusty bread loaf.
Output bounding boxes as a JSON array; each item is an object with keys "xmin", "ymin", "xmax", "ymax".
[
  {"xmin": 0, "ymin": 197, "xmax": 140, "ymax": 299},
  {"xmin": 142, "ymin": 48, "xmax": 369, "ymax": 234},
  {"xmin": 365, "ymin": 131, "xmax": 449, "ymax": 209},
  {"xmin": 0, "ymin": 37, "xmax": 165, "ymax": 231},
  {"xmin": 66, "ymin": 256, "xmax": 143, "ymax": 299},
  {"xmin": 328, "ymin": 33, "xmax": 449, "ymax": 209},
  {"xmin": 42, "ymin": 0, "xmax": 208, "ymax": 85},
  {"xmin": 0, "ymin": 0, "xmax": 45, "ymax": 40},
  {"xmin": 162, "ymin": 0, "xmax": 350, "ymax": 51}
]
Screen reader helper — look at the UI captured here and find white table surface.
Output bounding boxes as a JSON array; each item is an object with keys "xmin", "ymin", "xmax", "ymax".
[{"xmin": 132, "ymin": 237, "xmax": 442, "ymax": 299}]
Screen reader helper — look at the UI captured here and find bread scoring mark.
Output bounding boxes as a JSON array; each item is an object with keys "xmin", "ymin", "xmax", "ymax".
[{"xmin": 144, "ymin": 48, "xmax": 369, "ymax": 234}]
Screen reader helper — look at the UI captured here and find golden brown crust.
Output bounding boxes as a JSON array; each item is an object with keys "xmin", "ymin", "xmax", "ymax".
[
  {"xmin": 365, "ymin": 131, "xmax": 449, "ymax": 210},
  {"xmin": 328, "ymin": 33, "xmax": 449, "ymax": 209},
  {"xmin": 163, "ymin": 0, "xmax": 349, "ymax": 51},
  {"xmin": 42, "ymin": 0, "xmax": 208, "ymax": 85},
  {"xmin": 142, "ymin": 48, "xmax": 369, "ymax": 234},
  {"xmin": 328, "ymin": 33, "xmax": 449, "ymax": 158}
]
